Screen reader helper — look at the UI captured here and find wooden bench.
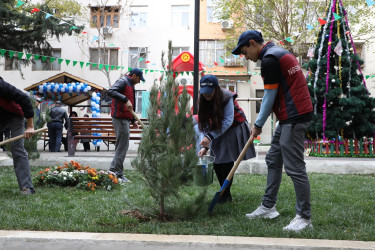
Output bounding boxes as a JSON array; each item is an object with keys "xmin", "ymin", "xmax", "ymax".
[
  {"xmin": 41, "ymin": 131, "xmax": 67, "ymax": 151},
  {"xmin": 67, "ymin": 117, "xmax": 147, "ymax": 156}
]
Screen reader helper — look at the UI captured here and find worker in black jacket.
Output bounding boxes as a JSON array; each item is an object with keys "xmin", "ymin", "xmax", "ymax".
[
  {"xmin": 0, "ymin": 76, "xmax": 36, "ymax": 195},
  {"xmin": 47, "ymin": 101, "xmax": 68, "ymax": 152}
]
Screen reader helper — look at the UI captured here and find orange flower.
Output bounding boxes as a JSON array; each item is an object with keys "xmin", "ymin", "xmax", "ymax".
[
  {"xmin": 108, "ymin": 174, "xmax": 114, "ymax": 180},
  {"xmin": 41, "ymin": 176, "xmax": 45, "ymax": 180},
  {"xmin": 113, "ymin": 177, "xmax": 118, "ymax": 184}
]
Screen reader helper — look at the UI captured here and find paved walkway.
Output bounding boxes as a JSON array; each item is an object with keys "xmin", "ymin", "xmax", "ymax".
[{"xmin": 1, "ymin": 143, "xmax": 374, "ymax": 174}]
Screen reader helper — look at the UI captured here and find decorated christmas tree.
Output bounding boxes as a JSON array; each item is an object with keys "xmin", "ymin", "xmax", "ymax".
[
  {"xmin": 131, "ymin": 41, "xmax": 205, "ymax": 219},
  {"xmin": 306, "ymin": 0, "xmax": 375, "ymax": 151}
]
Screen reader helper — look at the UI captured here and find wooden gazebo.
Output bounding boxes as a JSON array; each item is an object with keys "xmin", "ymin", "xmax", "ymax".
[{"xmin": 25, "ymin": 72, "xmax": 106, "ymax": 107}]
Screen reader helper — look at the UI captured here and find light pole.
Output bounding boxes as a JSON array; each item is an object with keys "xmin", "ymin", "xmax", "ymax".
[{"xmin": 193, "ymin": 0, "xmax": 200, "ymax": 114}]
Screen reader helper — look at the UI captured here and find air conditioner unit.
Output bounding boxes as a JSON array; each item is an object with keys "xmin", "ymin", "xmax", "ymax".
[
  {"xmin": 221, "ymin": 20, "xmax": 233, "ymax": 29},
  {"xmin": 102, "ymin": 26, "xmax": 113, "ymax": 37},
  {"xmin": 139, "ymin": 47, "xmax": 147, "ymax": 53}
]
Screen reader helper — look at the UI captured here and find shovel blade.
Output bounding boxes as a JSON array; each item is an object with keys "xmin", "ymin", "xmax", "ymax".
[{"xmin": 208, "ymin": 191, "xmax": 222, "ymax": 213}]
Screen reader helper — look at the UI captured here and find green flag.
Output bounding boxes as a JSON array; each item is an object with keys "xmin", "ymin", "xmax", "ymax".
[
  {"xmin": 41, "ymin": 56, "xmax": 48, "ymax": 62},
  {"xmin": 105, "ymin": 64, "xmax": 110, "ymax": 71},
  {"xmin": 17, "ymin": 52, "xmax": 24, "ymax": 60},
  {"xmin": 58, "ymin": 58, "xmax": 64, "ymax": 64},
  {"xmin": 49, "ymin": 57, "xmax": 56, "ymax": 63},
  {"xmin": 8, "ymin": 51, "xmax": 15, "ymax": 59},
  {"xmin": 0, "ymin": 49, "xmax": 6, "ymax": 57},
  {"xmin": 26, "ymin": 53, "xmax": 32, "ymax": 60},
  {"xmin": 65, "ymin": 59, "xmax": 71, "ymax": 65},
  {"xmin": 73, "ymin": 61, "xmax": 78, "ymax": 67},
  {"xmin": 80, "ymin": 62, "xmax": 85, "ymax": 68},
  {"xmin": 98, "ymin": 64, "xmax": 104, "ymax": 70}
]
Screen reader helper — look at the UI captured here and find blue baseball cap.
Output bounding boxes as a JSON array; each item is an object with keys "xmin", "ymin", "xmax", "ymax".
[
  {"xmin": 200, "ymin": 75, "xmax": 218, "ymax": 95},
  {"xmin": 129, "ymin": 68, "xmax": 145, "ymax": 82},
  {"xmin": 232, "ymin": 30, "xmax": 264, "ymax": 55}
]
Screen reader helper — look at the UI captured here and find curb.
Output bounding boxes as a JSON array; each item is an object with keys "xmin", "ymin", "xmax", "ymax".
[{"xmin": 0, "ymin": 230, "xmax": 374, "ymax": 250}]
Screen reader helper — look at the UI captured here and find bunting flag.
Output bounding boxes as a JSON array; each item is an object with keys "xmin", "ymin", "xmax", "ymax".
[
  {"xmin": 0, "ymin": 49, "xmax": 6, "ymax": 57},
  {"xmin": 16, "ymin": 0, "xmax": 25, "ymax": 7},
  {"xmin": 214, "ymin": 61, "xmax": 218, "ymax": 66},
  {"xmin": 31, "ymin": 8, "xmax": 40, "ymax": 13},
  {"xmin": 138, "ymin": 57, "xmax": 144, "ymax": 62},
  {"xmin": 92, "ymin": 36, "xmax": 99, "ymax": 42},
  {"xmin": 319, "ymin": 18, "xmax": 327, "ymax": 25},
  {"xmin": 219, "ymin": 57, "xmax": 225, "ymax": 63},
  {"xmin": 17, "ymin": 52, "xmax": 24, "ymax": 60},
  {"xmin": 145, "ymin": 60, "xmax": 150, "ymax": 63},
  {"xmin": 286, "ymin": 37, "xmax": 294, "ymax": 43},
  {"xmin": 367, "ymin": 0, "xmax": 375, "ymax": 7},
  {"xmin": 45, "ymin": 13, "xmax": 53, "ymax": 19},
  {"xmin": 8, "ymin": 51, "xmax": 15, "ymax": 58},
  {"xmin": 59, "ymin": 20, "xmax": 67, "ymax": 25},
  {"xmin": 307, "ymin": 24, "xmax": 315, "ymax": 30},
  {"xmin": 333, "ymin": 13, "xmax": 341, "ymax": 20}
]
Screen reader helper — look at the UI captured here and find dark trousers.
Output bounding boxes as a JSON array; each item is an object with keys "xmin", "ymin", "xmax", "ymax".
[
  {"xmin": 47, "ymin": 122, "xmax": 63, "ymax": 152},
  {"xmin": 83, "ymin": 142, "xmax": 90, "ymax": 151},
  {"xmin": 214, "ymin": 162, "xmax": 234, "ymax": 202}
]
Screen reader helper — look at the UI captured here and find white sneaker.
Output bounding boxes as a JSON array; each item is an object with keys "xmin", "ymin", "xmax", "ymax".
[
  {"xmin": 245, "ymin": 204, "xmax": 280, "ymax": 219},
  {"xmin": 118, "ymin": 177, "xmax": 131, "ymax": 184},
  {"xmin": 283, "ymin": 214, "xmax": 313, "ymax": 232}
]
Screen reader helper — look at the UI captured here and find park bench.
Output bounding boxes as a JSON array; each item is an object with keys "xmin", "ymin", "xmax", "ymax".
[{"xmin": 67, "ymin": 117, "xmax": 147, "ymax": 156}]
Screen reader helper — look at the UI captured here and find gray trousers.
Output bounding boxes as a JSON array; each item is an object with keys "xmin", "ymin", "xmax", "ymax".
[
  {"xmin": 0, "ymin": 116, "xmax": 34, "ymax": 190},
  {"xmin": 109, "ymin": 117, "xmax": 130, "ymax": 178},
  {"xmin": 262, "ymin": 122, "xmax": 311, "ymax": 219}
]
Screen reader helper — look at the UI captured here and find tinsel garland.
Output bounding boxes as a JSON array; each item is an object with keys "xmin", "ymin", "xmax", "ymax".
[
  {"xmin": 323, "ymin": 0, "xmax": 336, "ymax": 142},
  {"xmin": 312, "ymin": 0, "xmax": 334, "ymax": 116},
  {"xmin": 339, "ymin": 0, "xmax": 367, "ymax": 90}
]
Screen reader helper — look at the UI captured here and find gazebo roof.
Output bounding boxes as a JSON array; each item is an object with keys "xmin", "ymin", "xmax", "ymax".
[{"xmin": 25, "ymin": 72, "xmax": 106, "ymax": 106}]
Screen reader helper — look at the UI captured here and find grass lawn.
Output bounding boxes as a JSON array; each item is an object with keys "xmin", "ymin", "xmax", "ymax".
[{"xmin": 0, "ymin": 165, "xmax": 374, "ymax": 241}]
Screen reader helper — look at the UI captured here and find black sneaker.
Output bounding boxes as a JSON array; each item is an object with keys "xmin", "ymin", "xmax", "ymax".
[{"xmin": 21, "ymin": 187, "xmax": 36, "ymax": 195}]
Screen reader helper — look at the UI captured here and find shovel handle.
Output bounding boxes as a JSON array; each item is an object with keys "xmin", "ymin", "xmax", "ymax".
[
  {"xmin": 0, "ymin": 127, "xmax": 48, "ymax": 147},
  {"xmin": 126, "ymin": 106, "xmax": 145, "ymax": 128},
  {"xmin": 226, "ymin": 134, "xmax": 254, "ymax": 181}
]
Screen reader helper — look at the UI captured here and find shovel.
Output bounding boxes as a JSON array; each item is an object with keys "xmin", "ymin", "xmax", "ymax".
[
  {"xmin": 0, "ymin": 127, "xmax": 47, "ymax": 147},
  {"xmin": 126, "ymin": 106, "xmax": 145, "ymax": 128},
  {"xmin": 208, "ymin": 134, "xmax": 254, "ymax": 213}
]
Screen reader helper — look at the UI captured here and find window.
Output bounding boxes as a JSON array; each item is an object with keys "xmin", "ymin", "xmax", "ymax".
[
  {"xmin": 171, "ymin": 5, "xmax": 189, "ymax": 27},
  {"xmin": 135, "ymin": 91, "xmax": 143, "ymax": 113},
  {"xmin": 256, "ymin": 89, "xmax": 264, "ymax": 113},
  {"xmin": 5, "ymin": 57, "xmax": 20, "ymax": 71},
  {"xmin": 207, "ymin": 0, "xmax": 219, "ymax": 23},
  {"xmin": 130, "ymin": 6, "xmax": 147, "ymax": 27},
  {"xmin": 91, "ymin": 6, "xmax": 120, "ymax": 28},
  {"xmin": 32, "ymin": 49, "xmax": 61, "ymax": 71},
  {"xmin": 172, "ymin": 47, "xmax": 189, "ymax": 60},
  {"xmin": 129, "ymin": 47, "xmax": 148, "ymax": 69},
  {"xmin": 199, "ymin": 40, "xmax": 224, "ymax": 66},
  {"xmin": 200, "ymin": 40, "xmax": 246, "ymax": 67},
  {"xmin": 219, "ymin": 81, "xmax": 236, "ymax": 93},
  {"xmin": 89, "ymin": 48, "xmax": 118, "ymax": 70}
]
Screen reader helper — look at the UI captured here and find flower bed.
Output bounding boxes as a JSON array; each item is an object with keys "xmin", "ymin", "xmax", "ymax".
[{"xmin": 34, "ymin": 160, "xmax": 119, "ymax": 191}]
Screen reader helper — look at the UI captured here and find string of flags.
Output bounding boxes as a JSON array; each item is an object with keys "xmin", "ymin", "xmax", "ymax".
[{"xmin": 10, "ymin": 0, "xmax": 375, "ymax": 79}]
